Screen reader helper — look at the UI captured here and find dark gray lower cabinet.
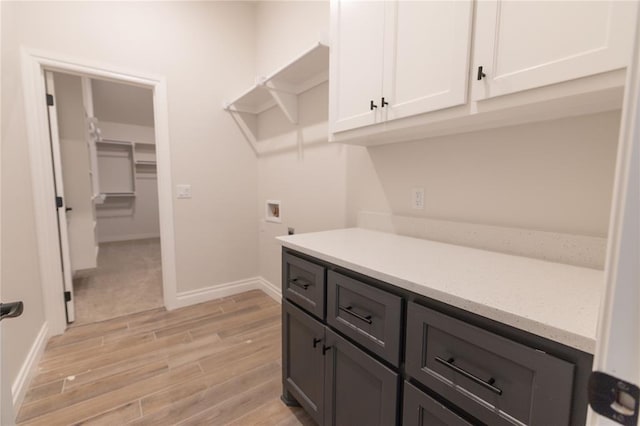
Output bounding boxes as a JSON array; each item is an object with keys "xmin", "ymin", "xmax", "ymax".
[
  {"xmin": 282, "ymin": 248, "xmax": 592, "ymax": 426},
  {"xmin": 283, "ymin": 300, "xmax": 399, "ymax": 426},
  {"xmin": 282, "ymin": 300, "xmax": 325, "ymax": 425},
  {"xmin": 406, "ymin": 302, "xmax": 575, "ymax": 426},
  {"xmin": 403, "ymin": 381, "xmax": 473, "ymax": 426},
  {"xmin": 324, "ymin": 329, "xmax": 398, "ymax": 426}
]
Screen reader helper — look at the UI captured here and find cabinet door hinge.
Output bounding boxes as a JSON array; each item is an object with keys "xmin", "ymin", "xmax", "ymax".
[{"xmin": 46, "ymin": 94, "xmax": 54, "ymax": 106}]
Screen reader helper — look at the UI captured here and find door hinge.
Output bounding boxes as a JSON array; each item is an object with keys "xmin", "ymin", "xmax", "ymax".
[
  {"xmin": 46, "ymin": 94, "xmax": 54, "ymax": 106},
  {"xmin": 56, "ymin": 196, "xmax": 63, "ymax": 208},
  {"xmin": 64, "ymin": 291, "xmax": 72, "ymax": 302}
]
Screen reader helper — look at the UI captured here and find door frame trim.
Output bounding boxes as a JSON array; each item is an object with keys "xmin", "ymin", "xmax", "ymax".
[{"xmin": 20, "ymin": 47, "xmax": 178, "ymax": 335}]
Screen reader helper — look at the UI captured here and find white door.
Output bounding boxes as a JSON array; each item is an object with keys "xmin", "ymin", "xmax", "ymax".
[
  {"xmin": 472, "ymin": 0, "xmax": 637, "ymax": 101},
  {"xmin": 329, "ymin": 0, "xmax": 385, "ymax": 133},
  {"xmin": 45, "ymin": 71, "xmax": 75, "ymax": 323},
  {"xmin": 383, "ymin": 0, "xmax": 472, "ymax": 121},
  {"xmin": 588, "ymin": 8, "xmax": 640, "ymax": 425}
]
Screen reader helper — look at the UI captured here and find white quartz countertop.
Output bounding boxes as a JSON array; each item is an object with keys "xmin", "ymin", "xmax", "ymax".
[{"xmin": 277, "ymin": 228, "xmax": 604, "ymax": 354}]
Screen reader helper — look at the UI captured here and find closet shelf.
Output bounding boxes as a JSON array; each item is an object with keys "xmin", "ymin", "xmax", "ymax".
[{"xmin": 223, "ymin": 41, "xmax": 329, "ymax": 154}]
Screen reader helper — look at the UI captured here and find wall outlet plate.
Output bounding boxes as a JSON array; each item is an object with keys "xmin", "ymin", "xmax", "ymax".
[
  {"xmin": 412, "ymin": 188, "xmax": 425, "ymax": 210},
  {"xmin": 177, "ymin": 184, "xmax": 192, "ymax": 199}
]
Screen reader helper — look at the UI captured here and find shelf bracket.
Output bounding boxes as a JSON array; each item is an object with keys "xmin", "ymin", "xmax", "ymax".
[
  {"xmin": 227, "ymin": 109, "xmax": 261, "ymax": 155},
  {"xmin": 264, "ymin": 80, "xmax": 299, "ymax": 125}
]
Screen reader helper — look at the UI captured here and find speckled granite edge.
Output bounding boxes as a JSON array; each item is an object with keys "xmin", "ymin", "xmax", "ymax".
[{"xmin": 358, "ymin": 211, "xmax": 606, "ymax": 270}]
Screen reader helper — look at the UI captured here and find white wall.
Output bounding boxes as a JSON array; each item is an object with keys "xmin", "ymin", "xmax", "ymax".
[
  {"xmin": 1, "ymin": 0, "xmax": 259, "ymax": 397},
  {"xmin": 348, "ymin": 111, "xmax": 621, "ymax": 238},
  {"xmin": 1, "ymin": 0, "xmax": 47, "ymax": 406},
  {"xmin": 254, "ymin": 1, "xmax": 354, "ymax": 287},
  {"xmin": 54, "ymin": 72, "xmax": 97, "ymax": 271},
  {"xmin": 255, "ymin": 1, "xmax": 329, "ymax": 76}
]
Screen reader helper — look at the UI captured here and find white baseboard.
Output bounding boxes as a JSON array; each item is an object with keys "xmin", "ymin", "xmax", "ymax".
[
  {"xmin": 98, "ymin": 233, "xmax": 161, "ymax": 243},
  {"xmin": 12, "ymin": 322, "xmax": 48, "ymax": 411},
  {"xmin": 174, "ymin": 276, "xmax": 282, "ymax": 309},
  {"xmin": 258, "ymin": 277, "xmax": 282, "ymax": 303}
]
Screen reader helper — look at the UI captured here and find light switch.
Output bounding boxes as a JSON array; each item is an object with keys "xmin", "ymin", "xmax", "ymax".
[{"xmin": 177, "ymin": 184, "xmax": 192, "ymax": 199}]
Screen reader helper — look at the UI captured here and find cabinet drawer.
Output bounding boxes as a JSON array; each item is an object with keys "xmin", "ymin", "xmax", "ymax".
[
  {"xmin": 282, "ymin": 252, "xmax": 326, "ymax": 319},
  {"xmin": 403, "ymin": 381, "xmax": 473, "ymax": 426},
  {"xmin": 406, "ymin": 302, "xmax": 575, "ymax": 426},
  {"xmin": 327, "ymin": 271, "xmax": 402, "ymax": 366}
]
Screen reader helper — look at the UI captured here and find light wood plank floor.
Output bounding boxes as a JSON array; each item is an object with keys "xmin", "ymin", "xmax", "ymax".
[{"xmin": 17, "ymin": 290, "xmax": 314, "ymax": 426}]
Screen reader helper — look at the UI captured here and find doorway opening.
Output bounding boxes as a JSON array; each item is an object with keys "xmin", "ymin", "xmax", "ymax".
[
  {"xmin": 22, "ymin": 48, "xmax": 177, "ymax": 336},
  {"xmin": 47, "ymin": 71, "xmax": 164, "ymax": 325}
]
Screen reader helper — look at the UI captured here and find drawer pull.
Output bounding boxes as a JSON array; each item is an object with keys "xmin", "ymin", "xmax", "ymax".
[
  {"xmin": 339, "ymin": 305, "xmax": 373, "ymax": 324},
  {"xmin": 313, "ymin": 338, "xmax": 322, "ymax": 348},
  {"xmin": 435, "ymin": 356, "xmax": 503, "ymax": 396},
  {"xmin": 289, "ymin": 278, "xmax": 310, "ymax": 290}
]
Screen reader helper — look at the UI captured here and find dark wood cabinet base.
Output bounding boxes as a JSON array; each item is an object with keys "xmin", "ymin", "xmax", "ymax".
[{"xmin": 281, "ymin": 247, "xmax": 593, "ymax": 426}]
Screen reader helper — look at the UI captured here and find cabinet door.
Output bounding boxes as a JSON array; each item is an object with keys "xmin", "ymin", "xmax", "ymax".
[
  {"xmin": 324, "ymin": 328, "xmax": 398, "ymax": 426},
  {"xmin": 383, "ymin": 0, "xmax": 472, "ymax": 121},
  {"xmin": 472, "ymin": 0, "xmax": 637, "ymax": 100},
  {"xmin": 329, "ymin": 0, "xmax": 385, "ymax": 133},
  {"xmin": 282, "ymin": 300, "xmax": 325, "ymax": 425},
  {"xmin": 403, "ymin": 381, "xmax": 473, "ymax": 426}
]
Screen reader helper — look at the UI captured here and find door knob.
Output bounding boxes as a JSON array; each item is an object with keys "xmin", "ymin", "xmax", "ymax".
[{"xmin": 0, "ymin": 301, "xmax": 24, "ymax": 321}]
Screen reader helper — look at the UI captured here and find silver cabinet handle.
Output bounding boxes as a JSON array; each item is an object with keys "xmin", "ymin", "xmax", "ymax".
[
  {"xmin": 435, "ymin": 356, "xmax": 503, "ymax": 395},
  {"xmin": 338, "ymin": 305, "xmax": 372, "ymax": 324},
  {"xmin": 289, "ymin": 278, "xmax": 310, "ymax": 290}
]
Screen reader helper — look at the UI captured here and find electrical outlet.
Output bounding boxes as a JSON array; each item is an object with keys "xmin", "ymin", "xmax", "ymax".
[
  {"xmin": 177, "ymin": 184, "xmax": 192, "ymax": 199},
  {"xmin": 411, "ymin": 188, "xmax": 425, "ymax": 210}
]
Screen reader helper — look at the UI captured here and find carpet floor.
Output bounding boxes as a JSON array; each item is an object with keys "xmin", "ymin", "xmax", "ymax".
[{"xmin": 72, "ymin": 238, "xmax": 164, "ymax": 325}]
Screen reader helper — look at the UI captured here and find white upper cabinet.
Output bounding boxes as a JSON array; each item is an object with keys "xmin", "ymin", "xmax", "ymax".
[
  {"xmin": 330, "ymin": 0, "xmax": 637, "ymax": 145},
  {"xmin": 330, "ymin": 1, "xmax": 386, "ymax": 133},
  {"xmin": 330, "ymin": 0, "xmax": 473, "ymax": 134},
  {"xmin": 472, "ymin": 0, "xmax": 637, "ymax": 100},
  {"xmin": 382, "ymin": 0, "xmax": 473, "ymax": 121}
]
